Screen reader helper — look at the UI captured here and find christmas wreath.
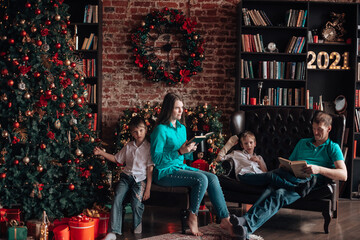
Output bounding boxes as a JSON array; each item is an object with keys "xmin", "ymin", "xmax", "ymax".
[{"xmin": 131, "ymin": 8, "xmax": 205, "ymax": 85}]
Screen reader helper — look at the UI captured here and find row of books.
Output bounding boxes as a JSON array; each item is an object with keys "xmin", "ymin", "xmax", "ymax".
[
  {"xmin": 285, "ymin": 9, "xmax": 307, "ymax": 27},
  {"xmin": 285, "ymin": 36, "xmax": 306, "ymax": 53},
  {"xmin": 240, "ymin": 87, "xmax": 305, "ymax": 106},
  {"xmin": 240, "ymin": 60, "xmax": 306, "ymax": 80},
  {"xmin": 354, "ymin": 109, "xmax": 360, "ymax": 132},
  {"xmin": 86, "ymin": 84, "xmax": 97, "ymax": 104},
  {"xmin": 80, "ymin": 33, "xmax": 97, "ymax": 50},
  {"xmin": 241, "ymin": 34, "xmax": 265, "ymax": 52},
  {"xmin": 241, "ymin": 8, "xmax": 272, "ymax": 26},
  {"xmin": 355, "ymin": 89, "xmax": 360, "ymax": 107},
  {"xmin": 305, "ymin": 90, "xmax": 323, "ymax": 110},
  {"xmin": 88, "ymin": 113, "xmax": 98, "ymax": 132},
  {"xmin": 83, "ymin": 5, "xmax": 99, "ymax": 23},
  {"xmin": 82, "ymin": 59, "xmax": 97, "ymax": 77}
]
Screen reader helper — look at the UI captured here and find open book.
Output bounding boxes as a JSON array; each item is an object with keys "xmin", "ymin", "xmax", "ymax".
[
  {"xmin": 278, "ymin": 157, "xmax": 310, "ymax": 178},
  {"xmin": 187, "ymin": 132, "xmax": 214, "ymax": 145}
]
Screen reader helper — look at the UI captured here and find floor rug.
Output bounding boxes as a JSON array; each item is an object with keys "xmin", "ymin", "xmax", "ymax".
[{"xmin": 140, "ymin": 223, "xmax": 264, "ymax": 240}]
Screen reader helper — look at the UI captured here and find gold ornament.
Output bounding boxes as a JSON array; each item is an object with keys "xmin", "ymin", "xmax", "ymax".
[
  {"xmin": 55, "ymin": 15, "xmax": 61, "ymax": 21},
  {"xmin": 69, "ymin": 100, "xmax": 75, "ymax": 107},
  {"xmin": 90, "ymin": 137, "xmax": 95, "ymax": 143},
  {"xmin": 25, "ymin": 110, "xmax": 32, "ymax": 117},
  {"xmin": 75, "ymin": 149, "xmax": 82, "ymax": 156},
  {"xmin": 141, "ymin": 21, "xmax": 146, "ymax": 26},
  {"xmin": 1, "ymin": 94, "xmax": 8, "ymax": 102},
  {"xmin": 23, "ymin": 156, "xmax": 30, "ymax": 164},
  {"xmin": 147, "ymin": 66, "xmax": 152, "ymax": 71},
  {"xmin": 199, "ymin": 54, "xmax": 204, "ymax": 58},
  {"xmin": 193, "ymin": 35, "xmax": 198, "ymax": 40},
  {"xmin": 207, "ymin": 139, "xmax": 213, "ymax": 144},
  {"xmin": 37, "ymin": 165, "xmax": 43, "ymax": 172},
  {"xmin": 24, "ymin": 92, "xmax": 31, "ymax": 99},
  {"xmin": 54, "ymin": 119, "xmax": 61, "ymax": 129},
  {"xmin": 2, "ymin": 131, "xmax": 8, "ymax": 138},
  {"xmin": 76, "ymin": 98, "xmax": 82, "ymax": 104},
  {"xmin": 20, "ymin": 19, "xmax": 26, "ymax": 25},
  {"xmin": 31, "ymin": 26, "xmax": 37, "ymax": 32},
  {"xmin": 64, "ymin": 60, "xmax": 71, "ymax": 66}
]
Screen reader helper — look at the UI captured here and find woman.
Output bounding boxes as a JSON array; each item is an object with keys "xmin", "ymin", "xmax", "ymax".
[{"xmin": 150, "ymin": 92, "xmax": 233, "ymax": 236}]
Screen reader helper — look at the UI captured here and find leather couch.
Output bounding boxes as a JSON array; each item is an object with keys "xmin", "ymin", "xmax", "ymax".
[{"xmin": 218, "ymin": 108, "xmax": 346, "ymax": 234}]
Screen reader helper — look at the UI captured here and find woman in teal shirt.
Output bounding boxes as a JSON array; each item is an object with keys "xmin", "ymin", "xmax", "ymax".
[{"xmin": 151, "ymin": 93, "xmax": 233, "ymax": 236}]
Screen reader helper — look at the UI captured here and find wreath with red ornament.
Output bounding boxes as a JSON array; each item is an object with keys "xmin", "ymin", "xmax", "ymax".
[{"xmin": 131, "ymin": 8, "xmax": 205, "ymax": 85}]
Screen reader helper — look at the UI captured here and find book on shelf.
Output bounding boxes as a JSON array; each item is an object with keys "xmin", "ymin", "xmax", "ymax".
[
  {"xmin": 85, "ymin": 33, "xmax": 95, "ymax": 50},
  {"xmin": 309, "ymin": 96, "xmax": 313, "ymax": 109},
  {"xmin": 278, "ymin": 157, "xmax": 310, "ymax": 178},
  {"xmin": 354, "ymin": 140, "xmax": 357, "ymax": 159},
  {"xmin": 83, "ymin": 5, "xmax": 99, "ymax": 23},
  {"xmin": 358, "ymin": 63, "xmax": 360, "ymax": 81},
  {"xmin": 259, "ymin": 10, "xmax": 272, "ymax": 26},
  {"xmin": 306, "ymin": 89, "xmax": 310, "ymax": 109},
  {"xmin": 81, "ymin": 37, "xmax": 89, "ymax": 50},
  {"xmin": 302, "ymin": 10, "xmax": 307, "ymax": 27},
  {"xmin": 242, "ymin": 8, "xmax": 251, "ymax": 26}
]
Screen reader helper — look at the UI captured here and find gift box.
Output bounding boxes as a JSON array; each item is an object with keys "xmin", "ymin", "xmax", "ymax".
[
  {"xmin": 98, "ymin": 213, "xmax": 109, "ymax": 235},
  {"xmin": 7, "ymin": 220, "xmax": 27, "ymax": 240},
  {"xmin": 0, "ymin": 209, "xmax": 7, "ymax": 237},
  {"xmin": 53, "ymin": 225, "xmax": 70, "ymax": 240},
  {"xmin": 26, "ymin": 220, "xmax": 41, "ymax": 240},
  {"xmin": 69, "ymin": 215, "xmax": 94, "ymax": 240},
  {"xmin": 6, "ymin": 209, "xmax": 21, "ymax": 222}
]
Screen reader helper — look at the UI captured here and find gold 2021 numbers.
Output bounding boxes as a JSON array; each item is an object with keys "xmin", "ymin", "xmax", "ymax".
[{"xmin": 307, "ymin": 51, "xmax": 350, "ymax": 70}]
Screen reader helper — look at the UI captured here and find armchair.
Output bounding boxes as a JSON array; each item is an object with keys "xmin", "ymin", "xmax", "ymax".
[{"xmin": 219, "ymin": 108, "xmax": 345, "ymax": 233}]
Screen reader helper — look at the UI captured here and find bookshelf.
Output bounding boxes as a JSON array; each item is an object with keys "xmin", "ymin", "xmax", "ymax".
[
  {"xmin": 236, "ymin": 1, "xmax": 358, "ymax": 198},
  {"xmin": 66, "ymin": 0, "xmax": 102, "ymax": 134}
]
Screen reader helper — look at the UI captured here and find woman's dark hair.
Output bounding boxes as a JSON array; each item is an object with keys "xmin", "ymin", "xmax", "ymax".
[{"xmin": 156, "ymin": 92, "xmax": 186, "ymax": 126}]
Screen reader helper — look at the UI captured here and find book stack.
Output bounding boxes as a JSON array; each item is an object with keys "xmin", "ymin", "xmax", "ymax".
[
  {"xmin": 83, "ymin": 5, "xmax": 99, "ymax": 23},
  {"xmin": 241, "ymin": 34, "xmax": 265, "ymax": 52},
  {"xmin": 285, "ymin": 36, "xmax": 306, "ymax": 53},
  {"xmin": 285, "ymin": 9, "xmax": 307, "ymax": 27},
  {"xmin": 81, "ymin": 33, "xmax": 97, "ymax": 50},
  {"xmin": 82, "ymin": 59, "xmax": 97, "ymax": 77},
  {"xmin": 242, "ymin": 8, "xmax": 272, "ymax": 26},
  {"xmin": 86, "ymin": 84, "xmax": 97, "ymax": 104}
]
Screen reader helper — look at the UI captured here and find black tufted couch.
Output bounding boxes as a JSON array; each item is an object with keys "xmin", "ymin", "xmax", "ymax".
[{"xmin": 219, "ymin": 108, "xmax": 346, "ymax": 234}]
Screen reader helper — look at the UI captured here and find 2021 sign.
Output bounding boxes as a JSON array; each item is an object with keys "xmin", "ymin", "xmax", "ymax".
[{"xmin": 307, "ymin": 51, "xmax": 350, "ymax": 70}]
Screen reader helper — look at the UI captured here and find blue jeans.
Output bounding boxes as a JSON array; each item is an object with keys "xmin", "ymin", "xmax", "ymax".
[
  {"xmin": 244, "ymin": 187, "xmax": 301, "ymax": 233},
  {"xmin": 154, "ymin": 169, "xmax": 229, "ymax": 219},
  {"xmin": 237, "ymin": 168, "xmax": 310, "ymax": 191},
  {"xmin": 109, "ymin": 173, "xmax": 145, "ymax": 235}
]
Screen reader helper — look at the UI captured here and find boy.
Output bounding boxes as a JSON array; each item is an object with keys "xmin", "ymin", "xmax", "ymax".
[
  {"xmin": 216, "ymin": 131, "xmax": 267, "ymax": 180},
  {"xmin": 94, "ymin": 116, "xmax": 154, "ymax": 240}
]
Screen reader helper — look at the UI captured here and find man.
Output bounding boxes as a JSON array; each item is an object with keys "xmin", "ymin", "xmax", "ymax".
[{"xmin": 231, "ymin": 111, "xmax": 347, "ymax": 240}]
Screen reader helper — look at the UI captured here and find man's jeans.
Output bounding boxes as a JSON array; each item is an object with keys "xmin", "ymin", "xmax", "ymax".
[{"xmin": 109, "ymin": 173, "xmax": 145, "ymax": 235}]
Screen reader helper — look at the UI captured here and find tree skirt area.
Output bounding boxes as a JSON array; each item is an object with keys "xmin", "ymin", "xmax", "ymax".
[{"xmin": 140, "ymin": 223, "xmax": 264, "ymax": 240}]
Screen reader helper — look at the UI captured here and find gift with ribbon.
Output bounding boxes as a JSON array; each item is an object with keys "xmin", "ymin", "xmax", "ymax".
[
  {"xmin": 0, "ymin": 209, "xmax": 7, "ymax": 237},
  {"xmin": 83, "ymin": 209, "xmax": 100, "ymax": 239},
  {"xmin": 7, "ymin": 219, "xmax": 28, "ymax": 240},
  {"xmin": 26, "ymin": 219, "xmax": 41, "ymax": 240},
  {"xmin": 69, "ymin": 214, "xmax": 94, "ymax": 240}
]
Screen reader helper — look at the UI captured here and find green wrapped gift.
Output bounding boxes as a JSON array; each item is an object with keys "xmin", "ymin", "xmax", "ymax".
[{"xmin": 7, "ymin": 220, "xmax": 27, "ymax": 240}]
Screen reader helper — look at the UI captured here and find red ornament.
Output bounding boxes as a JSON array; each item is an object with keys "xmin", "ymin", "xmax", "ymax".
[
  {"xmin": 60, "ymin": 71, "xmax": 66, "ymax": 77},
  {"xmin": 190, "ymin": 53, "xmax": 196, "ymax": 58},
  {"xmin": 35, "ymin": 9, "xmax": 41, "ymax": 15},
  {"xmin": 61, "ymin": 30, "xmax": 67, "ymax": 35},
  {"xmin": 66, "ymin": 20, "xmax": 71, "ymax": 25},
  {"xmin": 45, "ymin": 90, "xmax": 52, "ymax": 96},
  {"xmin": 88, "ymin": 165, "xmax": 93, "ymax": 170},
  {"xmin": 74, "ymin": 158, "xmax": 80, "ymax": 164},
  {"xmin": 72, "ymin": 93, "xmax": 78, "ymax": 99},
  {"xmin": 40, "ymin": 143, "xmax": 46, "ymax": 150},
  {"xmin": 8, "ymin": 39, "xmax": 15, "ymax": 45},
  {"xmin": 55, "ymin": 43, "xmax": 61, "ymax": 49},
  {"xmin": 159, "ymin": 66, "xmax": 164, "ymax": 70},
  {"xmin": 59, "ymin": 93, "xmax": 64, "ymax": 98},
  {"xmin": 52, "ymin": 95, "xmax": 58, "ymax": 101},
  {"xmin": 98, "ymin": 185, "xmax": 104, "ymax": 189},
  {"xmin": 74, "ymin": 73, "xmax": 79, "ymax": 78},
  {"xmin": 1, "ymin": 69, "xmax": 8, "ymax": 75},
  {"xmin": 14, "ymin": 159, "xmax": 19, "ymax": 165},
  {"xmin": 7, "ymin": 79, "xmax": 14, "ymax": 87},
  {"xmin": 70, "ymin": 62, "xmax": 76, "ymax": 68},
  {"xmin": 59, "ymin": 112, "xmax": 65, "ymax": 117},
  {"xmin": 8, "ymin": 102, "xmax": 12, "ymax": 108},
  {"xmin": 192, "ymin": 72, "xmax": 197, "ymax": 75},
  {"xmin": 25, "ymin": 2, "xmax": 31, "ymax": 8},
  {"xmin": 68, "ymin": 184, "xmax": 75, "ymax": 191},
  {"xmin": 150, "ymin": 25, "xmax": 154, "ymax": 29},
  {"xmin": 3, "ymin": 15, "xmax": 9, "ymax": 21},
  {"xmin": 22, "ymin": 55, "xmax": 29, "ymax": 61},
  {"xmin": 34, "ymin": 72, "xmax": 40, "ymax": 78},
  {"xmin": 67, "ymin": 159, "xmax": 72, "ymax": 164},
  {"xmin": 13, "ymin": 122, "xmax": 20, "ymax": 128},
  {"xmin": 59, "ymin": 102, "xmax": 66, "ymax": 109},
  {"xmin": 20, "ymin": 30, "xmax": 27, "ymax": 37},
  {"xmin": 0, "ymin": 173, "xmax": 6, "ymax": 179},
  {"xmin": 36, "ymin": 40, "xmax": 42, "ymax": 46},
  {"xmin": 87, "ymin": 113, "xmax": 92, "ymax": 118},
  {"xmin": 45, "ymin": 20, "xmax": 51, "ymax": 25}
]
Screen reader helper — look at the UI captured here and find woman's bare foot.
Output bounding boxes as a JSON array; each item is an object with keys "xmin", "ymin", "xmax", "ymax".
[
  {"xmin": 220, "ymin": 217, "xmax": 234, "ymax": 236},
  {"xmin": 187, "ymin": 212, "xmax": 203, "ymax": 236}
]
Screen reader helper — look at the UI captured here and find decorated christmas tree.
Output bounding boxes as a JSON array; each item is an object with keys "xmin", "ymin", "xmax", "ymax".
[{"xmin": 0, "ymin": 0, "xmax": 110, "ymax": 220}]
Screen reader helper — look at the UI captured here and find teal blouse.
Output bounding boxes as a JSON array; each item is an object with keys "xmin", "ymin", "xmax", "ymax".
[{"xmin": 150, "ymin": 120, "xmax": 198, "ymax": 180}]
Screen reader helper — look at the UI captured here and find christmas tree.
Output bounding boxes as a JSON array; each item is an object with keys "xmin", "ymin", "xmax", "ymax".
[{"xmin": 0, "ymin": 0, "xmax": 110, "ymax": 220}]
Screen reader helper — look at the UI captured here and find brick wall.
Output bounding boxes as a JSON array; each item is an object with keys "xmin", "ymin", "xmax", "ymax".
[{"xmin": 101, "ymin": 0, "xmax": 355, "ymax": 148}]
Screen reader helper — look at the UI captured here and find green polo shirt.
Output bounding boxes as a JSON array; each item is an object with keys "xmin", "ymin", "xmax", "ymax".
[
  {"xmin": 150, "ymin": 120, "xmax": 197, "ymax": 180},
  {"xmin": 289, "ymin": 138, "xmax": 344, "ymax": 184}
]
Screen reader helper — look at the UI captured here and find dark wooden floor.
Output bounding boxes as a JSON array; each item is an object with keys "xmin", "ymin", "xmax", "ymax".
[{"xmin": 118, "ymin": 199, "xmax": 360, "ymax": 240}]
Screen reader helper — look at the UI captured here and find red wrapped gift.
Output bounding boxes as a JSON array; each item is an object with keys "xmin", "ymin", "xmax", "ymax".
[
  {"xmin": 0, "ymin": 209, "xmax": 21, "ymax": 237},
  {"xmin": 69, "ymin": 215, "xmax": 94, "ymax": 240},
  {"xmin": 98, "ymin": 213, "xmax": 109, "ymax": 235},
  {"xmin": 5, "ymin": 209, "xmax": 21, "ymax": 222},
  {"xmin": 53, "ymin": 225, "xmax": 70, "ymax": 240},
  {"xmin": 191, "ymin": 159, "xmax": 209, "ymax": 171},
  {"xmin": 26, "ymin": 219, "xmax": 41, "ymax": 240}
]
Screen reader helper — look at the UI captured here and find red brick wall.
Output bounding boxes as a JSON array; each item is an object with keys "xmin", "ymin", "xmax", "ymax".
[{"xmin": 101, "ymin": 0, "xmax": 354, "ymax": 147}]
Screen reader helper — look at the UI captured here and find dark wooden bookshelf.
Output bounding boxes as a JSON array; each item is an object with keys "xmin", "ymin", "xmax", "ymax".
[
  {"xmin": 66, "ymin": 0, "xmax": 103, "ymax": 136},
  {"xmin": 237, "ymin": 0, "xmax": 360, "ymax": 199}
]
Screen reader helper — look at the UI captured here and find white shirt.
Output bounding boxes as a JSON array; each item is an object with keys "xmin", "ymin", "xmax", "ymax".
[
  {"xmin": 114, "ymin": 140, "xmax": 154, "ymax": 182},
  {"xmin": 221, "ymin": 150, "xmax": 267, "ymax": 180}
]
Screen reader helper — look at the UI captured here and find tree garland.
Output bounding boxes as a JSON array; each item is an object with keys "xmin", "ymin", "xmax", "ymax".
[
  {"xmin": 131, "ymin": 8, "xmax": 205, "ymax": 85},
  {"xmin": 114, "ymin": 102, "xmax": 225, "ymax": 174}
]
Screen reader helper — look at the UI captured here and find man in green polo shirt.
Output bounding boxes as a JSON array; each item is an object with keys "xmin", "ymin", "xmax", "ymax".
[{"xmin": 230, "ymin": 111, "xmax": 348, "ymax": 240}]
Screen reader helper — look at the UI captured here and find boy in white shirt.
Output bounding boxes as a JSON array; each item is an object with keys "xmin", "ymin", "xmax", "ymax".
[{"xmin": 94, "ymin": 116, "xmax": 154, "ymax": 240}]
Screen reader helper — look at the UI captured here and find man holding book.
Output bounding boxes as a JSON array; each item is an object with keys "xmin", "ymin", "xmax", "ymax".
[{"xmin": 230, "ymin": 111, "xmax": 347, "ymax": 240}]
